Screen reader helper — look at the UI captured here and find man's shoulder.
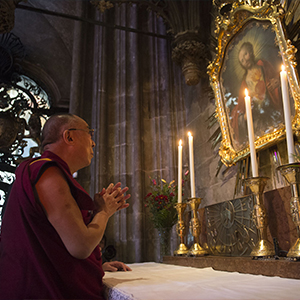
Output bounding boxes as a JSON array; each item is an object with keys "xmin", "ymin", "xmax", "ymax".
[
  {"xmin": 17, "ymin": 152, "xmax": 57, "ymax": 172},
  {"xmin": 29, "ymin": 158, "xmax": 53, "ymax": 166},
  {"xmin": 28, "ymin": 156, "xmax": 59, "ymax": 173}
]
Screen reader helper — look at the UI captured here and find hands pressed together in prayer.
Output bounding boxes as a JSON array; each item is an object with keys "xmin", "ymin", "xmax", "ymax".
[
  {"xmin": 94, "ymin": 182, "xmax": 131, "ymax": 218},
  {"xmin": 94, "ymin": 182, "xmax": 132, "ymax": 273}
]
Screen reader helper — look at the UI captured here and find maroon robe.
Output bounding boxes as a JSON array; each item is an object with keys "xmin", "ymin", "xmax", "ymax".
[{"xmin": 0, "ymin": 151, "xmax": 105, "ymax": 300}]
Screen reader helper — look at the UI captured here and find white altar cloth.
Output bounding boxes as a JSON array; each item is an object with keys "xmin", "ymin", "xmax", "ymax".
[{"xmin": 103, "ymin": 262, "xmax": 300, "ymax": 300}]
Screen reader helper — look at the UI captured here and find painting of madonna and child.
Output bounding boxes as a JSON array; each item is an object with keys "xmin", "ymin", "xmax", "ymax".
[{"xmin": 220, "ymin": 20, "xmax": 295, "ymax": 152}]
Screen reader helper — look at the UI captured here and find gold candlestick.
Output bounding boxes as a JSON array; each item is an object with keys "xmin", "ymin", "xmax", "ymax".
[
  {"xmin": 244, "ymin": 177, "xmax": 275, "ymax": 258},
  {"xmin": 277, "ymin": 163, "xmax": 300, "ymax": 259},
  {"xmin": 174, "ymin": 203, "xmax": 189, "ymax": 255},
  {"xmin": 187, "ymin": 197, "xmax": 208, "ymax": 256}
]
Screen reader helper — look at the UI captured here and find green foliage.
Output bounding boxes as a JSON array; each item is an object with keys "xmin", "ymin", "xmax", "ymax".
[{"xmin": 144, "ymin": 171, "xmax": 189, "ymax": 229}]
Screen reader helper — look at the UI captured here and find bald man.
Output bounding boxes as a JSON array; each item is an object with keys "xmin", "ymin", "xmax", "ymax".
[{"xmin": 0, "ymin": 114, "xmax": 131, "ymax": 300}]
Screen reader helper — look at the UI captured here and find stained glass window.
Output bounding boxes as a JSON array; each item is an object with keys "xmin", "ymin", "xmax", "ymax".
[{"xmin": 0, "ymin": 75, "xmax": 51, "ymax": 228}]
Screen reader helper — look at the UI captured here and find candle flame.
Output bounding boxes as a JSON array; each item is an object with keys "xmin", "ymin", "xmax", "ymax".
[
  {"xmin": 188, "ymin": 132, "xmax": 192, "ymax": 137},
  {"xmin": 245, "ymin": 88, "xmax": 249, "ymax": 97},
  {"xmin": 281, "ymin": 64, "xmax": 285, "ymax": 72},
  {"xmin": 179, "ymin": 139, "xmax": 182, "ymax": 146}
]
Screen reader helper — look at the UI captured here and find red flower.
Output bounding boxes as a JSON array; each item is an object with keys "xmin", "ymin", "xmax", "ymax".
[
  {"xmin": 144, "ymin": 192, "xmax": 152, "ymax": 199},
  {"xmin": 144, "ymin": 174, "xmax": 189, "ymax": 228}
]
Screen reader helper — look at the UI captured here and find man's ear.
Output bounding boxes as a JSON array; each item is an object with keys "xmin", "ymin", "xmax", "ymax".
[{"xmin": 62, "ymin": 130, "xmax": 74, "ymax": 145}]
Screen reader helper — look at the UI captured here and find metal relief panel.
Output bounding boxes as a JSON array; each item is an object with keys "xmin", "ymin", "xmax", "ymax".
[{"xmin": 206, "ymin": 195, "xmax": 258, "ymax": 256}]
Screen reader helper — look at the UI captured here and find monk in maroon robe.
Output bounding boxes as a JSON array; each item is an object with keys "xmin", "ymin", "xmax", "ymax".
[{"xmin": 0, "ymin": 114, "xmax": 131, "ymax": 299}]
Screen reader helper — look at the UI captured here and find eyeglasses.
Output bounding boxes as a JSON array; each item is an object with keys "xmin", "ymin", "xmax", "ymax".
[{"xmin": 68, "ymin": 128, "xmax": 94, "ymax": 138}]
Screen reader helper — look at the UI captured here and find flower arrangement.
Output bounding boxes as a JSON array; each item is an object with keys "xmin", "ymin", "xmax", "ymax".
[{"xmin": 144, "ymin": 170, "xmax": 189, "ymax": 229}]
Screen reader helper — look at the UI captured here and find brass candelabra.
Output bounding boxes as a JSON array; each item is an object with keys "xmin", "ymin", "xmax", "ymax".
[
  {"xmin": 277, "ymin": 163, "xmax": 300, "ymax": 259},
  {"xmin": 187, "ymin": 197, "xmax": 208, "ymax": 256},
  {"xmin": 174, "ymin": 203, "xmax": 189, "ymax": 255},
  {"xmin": 244, "ymin": 177, "xmax": 275, "ymax": 258}
]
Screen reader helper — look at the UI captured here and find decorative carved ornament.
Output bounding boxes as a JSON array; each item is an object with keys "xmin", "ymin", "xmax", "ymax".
[
  {"xmin": 0, "ymin": 0, "xmax": 23, "ymax": 34},
  {"xmin": 172, "ymin": 36, "xmax": 208, "ymax": 86}
]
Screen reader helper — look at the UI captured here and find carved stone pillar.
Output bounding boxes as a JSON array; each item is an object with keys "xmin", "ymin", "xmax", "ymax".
[
  {"xmin": 92, "ymin": 0, "xmax": 212, "ymax": 85},
  {"xmin": 153, "ymin": 0, "xmax": 212, "ymax": 86}
]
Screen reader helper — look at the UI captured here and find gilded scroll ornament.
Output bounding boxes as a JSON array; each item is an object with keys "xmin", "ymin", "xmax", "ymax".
[{"xmin": 285, "ymin": 40, "xmax": 297, "ymax": 68}]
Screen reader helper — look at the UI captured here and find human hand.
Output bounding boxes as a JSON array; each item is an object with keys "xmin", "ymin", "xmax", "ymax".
[
  {"xmin": 94, "ymin": 183, "xmax": 130, "ymax": 217},
  {"xmin": 102, "ymin": 261, "xmax": 132, "ymax": 272},
  {"xmin": 267, "ymin": 78, "xmax": 279, "ymax": 91},
  {"xmin": 105, "ymin": 182, "xmax": 131, "ymax": 210}
]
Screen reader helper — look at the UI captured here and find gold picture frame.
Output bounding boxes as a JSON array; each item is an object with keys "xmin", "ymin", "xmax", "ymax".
[{"xmin": 208, "ymin": 2, "xmax": 300, "ymax": 167}]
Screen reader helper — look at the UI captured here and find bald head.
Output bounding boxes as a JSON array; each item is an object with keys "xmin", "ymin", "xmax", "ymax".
[{"xmin": 41, "ymin": 114, "xmax": 81, "ymax": 152}]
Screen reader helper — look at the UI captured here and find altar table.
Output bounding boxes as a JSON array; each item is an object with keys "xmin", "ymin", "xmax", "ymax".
[{"xmin": 103, "ymin": 262, "xmax": 300, "ymax": 300}]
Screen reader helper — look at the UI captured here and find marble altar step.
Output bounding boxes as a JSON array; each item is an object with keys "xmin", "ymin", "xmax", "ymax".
[{"xmin": 163, "ymin": 255, "xmax": 300, "ymax": 280}]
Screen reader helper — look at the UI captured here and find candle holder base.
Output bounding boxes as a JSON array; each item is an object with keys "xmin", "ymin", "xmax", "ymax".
[
  {"xmin": 277, "ymin": 163, "xmax": 300, "ymax": 260},
  {"xmin": 174, "ymin": 203, "xmax": 189, "ymax": 256},
  {"xmin": 287, "ymin": 238, "xmax": 300, "ymax": 258},
  {"xmin": 244, "ymin": 176, "xmax": 275, "ymax": 258},
  {"xmin": 187, "ymin": 197, "xmax": 209, "ymax": 257},
  {"xmin": 188, "ymin": 242, "xmax": 208, "ymax": 257},
  {"xmin": 250, "ymin": 239, "xmax": 275, "ymax": 258},
  {"xmin": 174, "ymin": 243, "xmax": 189, "ymax": 256}
]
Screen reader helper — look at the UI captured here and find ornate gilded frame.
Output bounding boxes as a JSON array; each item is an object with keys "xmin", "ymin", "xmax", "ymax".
[{"xmin": 208, "ymin": 2, "xmax": 300, "ymax": 167}]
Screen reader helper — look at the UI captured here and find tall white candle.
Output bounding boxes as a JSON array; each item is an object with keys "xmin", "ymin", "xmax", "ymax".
[
  {"xmin": 244, "ymin": 89, "xmax": 258, "ymax": 177},
  {"xmin": 178, "ymin": 140, "xmax": 183, "ymax": 203},
  {"xmin": 280, "ymin": 65, "xmax": 295, "ymax": 163},
  {"xmin": 188, "ymin": 132, "xmax": 196, "ymax": 198}
]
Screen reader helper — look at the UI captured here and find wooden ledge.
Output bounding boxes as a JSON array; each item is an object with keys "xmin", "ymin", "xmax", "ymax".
[{"xmin": 163, "ymin": 255, "xmax": 300, "ymax": 280}]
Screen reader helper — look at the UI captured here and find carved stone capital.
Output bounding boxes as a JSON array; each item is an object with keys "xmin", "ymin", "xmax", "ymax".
[
  {"xmin": 172, "ymin": 33, "xmax": 209, "ymax": 85},
  {"xmin": 91, "ymin": 0, "xmax": 114, "ymax": 13},
  {"xmin": 0, "ymin": 0, "xmax": 21, "ymax": 34}
]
